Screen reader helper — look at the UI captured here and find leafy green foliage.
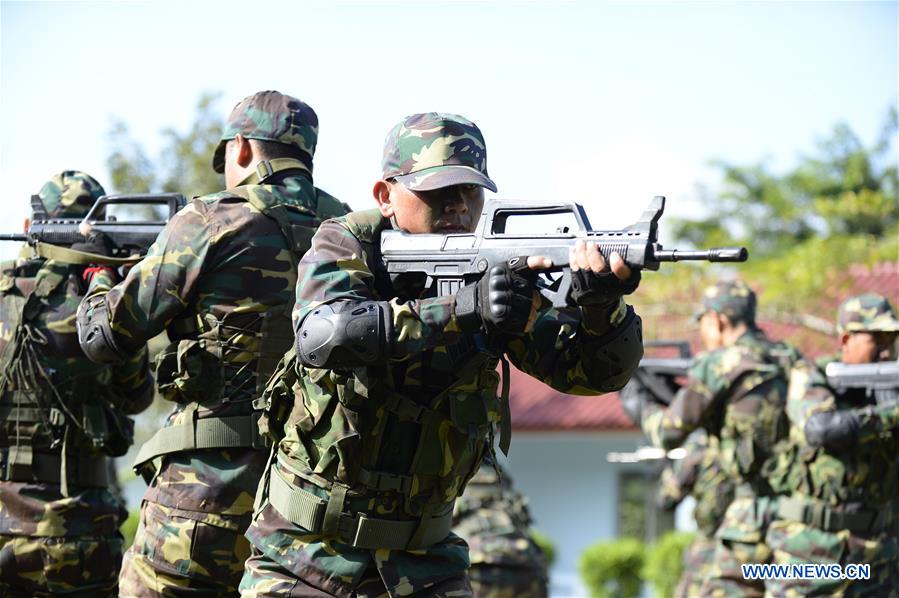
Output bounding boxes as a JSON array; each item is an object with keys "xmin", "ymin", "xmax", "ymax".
[
  {"xmin": 120, "ymin": 508, "xmax": 140, "ymax": 550},
  {"xmin": 662, "ymin": 106, "xmax": 897, "ymax": 311},
  {"xmin": 579, "ymin": 537, "xmax": 645, "ymax": 598},
  {"xmin": 642, "ymin": 531, "xmax": 694, "ymax": 598},
  {"xmin": 106, "ymin": 91, "xmax": 224, "ymax": 198},
  {"xmin": 531, "ymin": 529, "xmax": 557, "ymax": 567}
]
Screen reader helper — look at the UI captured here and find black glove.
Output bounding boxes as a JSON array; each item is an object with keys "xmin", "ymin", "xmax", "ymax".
[
  {"xmin": 70, "ymin": 231, "xmax": 116, "ymax": 257},
  {"xmin": 570, "ymin": 267, "xmax": 641, "ymax": 307},
  {"xmin": 454, "ymin": 256, "xmax": 538, "ymax": 336}
]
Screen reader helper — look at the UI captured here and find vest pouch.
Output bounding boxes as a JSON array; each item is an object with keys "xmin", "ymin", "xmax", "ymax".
[
  {"xmin": 154, "ymin": 338, "xmax": 224, "ymax": 404},
  {"xmin": 257, "ymin": 350, "xmax": 300, "ymax": 444}
]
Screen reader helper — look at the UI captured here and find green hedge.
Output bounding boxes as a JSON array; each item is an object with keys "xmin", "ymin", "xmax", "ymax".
[
  {"xmin": 121, "ymin": 509, "xmax": 140, "ymax": 550},
  {"xmin": 643, "ymin": 531, "xmax": 695, "ymax": 597},
  {"xmin": 579, "ymin": 537, "xmax": 645, "ymax": 598}
]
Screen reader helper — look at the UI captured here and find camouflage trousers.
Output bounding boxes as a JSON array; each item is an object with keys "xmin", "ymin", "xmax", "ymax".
[
  {"xmin": 0, "ymin": 533, "xmax": 123, "ymax": 597},
  {"xmin": 765, "ymin": 519, "xmax": 899, "ymax": 597},
  {"xmin": 118, "ymin": 500, "xmax": 252, "ymax": 597},
  {"xmin": 699, "ymin": 496, "xmax": 776, "ymax": 597},
  {"xmin": 673, "ymin": 533, "xmax": 716, "ymax": 598},
  {"xmin": 239, "ymin": 547, "xmax": 474, "ymax": 598},
  {"xmin": 468, "ymin": 563, "xmax": 548, "ymax": 598}
]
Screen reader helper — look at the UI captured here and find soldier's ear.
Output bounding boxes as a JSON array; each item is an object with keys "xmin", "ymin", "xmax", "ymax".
[
  {"xmin": 234, "ymin": 135, "xmax": 255, "ymax": 168},
  {"xmin": 373, "ymin": 180, "xmax": 394, "ymax": 219}
]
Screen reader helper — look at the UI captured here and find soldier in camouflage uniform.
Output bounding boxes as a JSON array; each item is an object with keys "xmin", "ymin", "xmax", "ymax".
[
  {"xmin": 76, "ymin": 91, "xmax": 350, "ymax": 596},
  {"xmin": 634, "ymin": 280, "xmax": 801, "ymax": 596},
  {"xmin": 764, "ymin": 293, "xmax": 899, "ymax": 596},
  {"xmin": 0, "ymin": 172, "xmax": 153, "ymax": 597},
  {"xmin": 656, "ymin": 429, "xmax": 735, "ymax": 597},
  {"xmin": 238, "ymin": 112, "xmax": 645, "ymax": 597},
  {"xmin": 451, "ymin": 455, "xmax": 548, "ymax": 598}
]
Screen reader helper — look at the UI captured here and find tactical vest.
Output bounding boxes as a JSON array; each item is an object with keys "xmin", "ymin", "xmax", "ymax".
[
  {"xmin": 0, "ymin": 257, "xmax": 123, "ymax": 495},
  {"xmin": 764, "ymin": 361, "xmax": 899, "ymax": 532},
  {"xmin": 132, "ymin": 160, "xmax": 322, "ymax": 479},
  {"xmin": 713, "ymin": 332, "xmax": 791, "ymax": 496},
  {"xmin": 262, "ymin": 209, "xmax": 508, "ymax": 551}
]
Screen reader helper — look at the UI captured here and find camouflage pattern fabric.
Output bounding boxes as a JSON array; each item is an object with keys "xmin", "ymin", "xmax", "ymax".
[
  {"xmin": 213, "ymin": 90, "xmax": 319, "ymax": 174},
  {"xmin": 0, "ymin": 248, "xmax": 152, "ymax": 594},
  {"xmin": 84, "ymin": 173, "xmax": 348, "ymax": 595},
  {"xmin": 764, "ymin": 357, "xmax": 899, "ymax": 596},
  {"xmin": 241, "ymin": 209, "xmax": 641, "ymax": 596},
  {"xmin": 36, "ymin": 170, "xmax": 106, "ymax": 218},
  {"xmin": 673, "ymin": 533, "xmax": 716, "ymax": 598},
  {"xmin": 381, "ymin": 113, "xmax": 498, "ymax": 192},
  {"xmin": 656, "ymin": 429, "xmax": 734, "ymax": 538},
  {"xmin": 451, "ymin": 460, "xmax": 548, "ymax": 598},
  {"xmin": 837, "ymin": 293, "xmax": 899, "ymax": 333},
  {"xmin": 657, "ymin": 429, "xmax": 734, "ymax": 596},
  {"xmin": 641, "ymin": 329, "xmax": 796, "ymax": 596},
  {"xmin": 693, "ymin": 279, "xmax": 757, "ymax": 323}
]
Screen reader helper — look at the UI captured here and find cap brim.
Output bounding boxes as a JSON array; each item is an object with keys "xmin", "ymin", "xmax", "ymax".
[
  {"xmin": 212, "ymin": 139, "xmax": 228, "ymax": 174},
  {"xmin": 393, "ymin": 165, "xmax": 497, "ymax": 193},
  {"xmin": 843, "ymin": 320, "xmax": 899, "ymax": 333}
]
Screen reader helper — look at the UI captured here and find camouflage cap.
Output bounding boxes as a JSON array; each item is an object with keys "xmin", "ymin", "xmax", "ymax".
[
  {"xmin": 36, "ymin": 170, "xmax": 106, "ymax": 218},
  {"xmin": 695, "ymin": 279, "xmax": 757, "ymax": 324},
  {"xmin": 836, "ymin": 293, "xmax": 899, "ymax": 334},
  {"xmin": 212, "ymin": 90, "xmax": 318, "ymax": 174},
  {"xmin": 382, "ymin": 112, "xmax": 497, "ymax": 192}
]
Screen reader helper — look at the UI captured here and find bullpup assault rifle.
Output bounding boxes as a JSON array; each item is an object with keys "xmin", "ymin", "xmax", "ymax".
[
  {"xmin": 380, "ymin": 196, "xmax": 748, "ymax": 308},
  {"xmin": 825, "ymin": 360, "xmax": 899, "ymax": 407},
  {"xmin": 0, "ymin": 193, "xmax": 186, "ymax": 265}
]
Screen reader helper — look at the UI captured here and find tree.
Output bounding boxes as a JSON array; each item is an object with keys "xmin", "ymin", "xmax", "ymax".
[
  {"xmin": 106, "ymin": 91, "xmax": 224, "ymax": 198},
  {"xmin": 652, "ymin": 106, "xmax": 898, "ymax": 313},
  {"xmin": 673, "ymin": 107, "xmax": 897, "ymax": 258}
]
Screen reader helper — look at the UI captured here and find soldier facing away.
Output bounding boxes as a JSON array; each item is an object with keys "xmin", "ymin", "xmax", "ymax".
[
  {"xmin": 76, "ymin": 91, "xmax": 350, "ymax": 595},
  {"xmin": 238, "ymin": 112, "xmax": 644, "ymax": 597},
  {"xmin": 451, "ymin": 455, "xmax": 549, "ymax": 598},
  {"xmin": 0, "ymin": 172, "xmax": 153, "ymax": 597},
  {"xmin": 632, "ymin": 279, "xmax": 801, "ymax": 596},
  {"xmin": 764, "ymin": 293, "xmax": 899, "ymax": 596}
]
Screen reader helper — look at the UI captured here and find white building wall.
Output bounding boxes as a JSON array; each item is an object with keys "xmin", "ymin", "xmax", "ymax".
[{"xmin": 500, "ymin": 430, "xmax": 652, "ymax": 597}]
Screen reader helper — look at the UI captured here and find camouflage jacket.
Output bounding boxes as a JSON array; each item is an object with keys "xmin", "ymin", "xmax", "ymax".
[
  {"xmin": 88, "ymin": 173, "xmax": 348, "ymax": 515},
  {"xmin": 642, "ymin": 330, "xmax": 795, "ymax": 493},
  {"xmin": 250, "ymin": 209, "xmax": 641, "ymax": 594},
  {"xmin": 0, "ymin": 256, "xmax": 151, "ymax": 536},
  {"xmin": 657, "ymin": 429, "xmax": 734, "ymax": 537},
  {"xmin": 766, "ymin": 357, "xmax": 899, "ymax": 508}
]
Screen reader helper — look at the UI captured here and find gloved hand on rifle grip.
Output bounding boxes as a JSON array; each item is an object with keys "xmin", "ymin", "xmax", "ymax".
[
  {"xmin": 71, "ymin": 231, "xmax": 118, "ymax": 284},
  {"xmin": 454, "ymin": 255, "xmax": 542, "ymax": 336},
  {"xmin": 70, "ymin": 231, "xmax": 116, "ymax": 258},
  {"xmin": 569, "ymin": 241, "xmax": 641, "ymax": 307}
]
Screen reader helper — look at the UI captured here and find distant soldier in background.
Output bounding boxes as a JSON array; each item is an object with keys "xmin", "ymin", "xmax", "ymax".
[
  {"xmin": 655, "ymin": 429, "xmax": 734, "ymax": 597},
  {"xmin": 628, "ymin": 280, "xmax": 801, "ymax": 596},
  {"xmin": 452, "ymin": 455, "xmax": 549, "ymax": 598},
  {"xmin": 765, "ymin": 293, "xmax": 899, "ymax": 595},
  {"xmin": 0, "ymin": 171, "xmax": 153, "ymax": 596}
]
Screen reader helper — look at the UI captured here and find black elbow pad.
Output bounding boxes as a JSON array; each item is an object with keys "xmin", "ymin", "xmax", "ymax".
[
  {"xmin": 76, "ymin": 294, "xmax": 127, "ymax": 365},
  {"xmin": 590, "ymin": 307, "xmax": 644, "ymax": 392},
  {"xmin": 296, "ymin": 301, "xmax": 391, "ymax": 368},
  {"xmin": 804, "ymin": 410, "xmax": 861, "ymax": 450}
]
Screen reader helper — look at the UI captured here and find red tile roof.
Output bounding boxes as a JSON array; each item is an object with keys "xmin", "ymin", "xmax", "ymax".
[{"xmin": 509, "ymin": 262, "xmax": 898, "ymax": 431}]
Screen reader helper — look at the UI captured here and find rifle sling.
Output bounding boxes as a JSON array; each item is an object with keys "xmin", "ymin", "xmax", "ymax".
[{"xmin": 33, "ymin": 242, "xmax": 143, "ymax": 266}]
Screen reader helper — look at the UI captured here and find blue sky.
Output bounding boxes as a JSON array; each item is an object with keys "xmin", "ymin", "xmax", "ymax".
[{"xmin": 1, "ymin": 1, "xmax": 896, "ymax": 260}]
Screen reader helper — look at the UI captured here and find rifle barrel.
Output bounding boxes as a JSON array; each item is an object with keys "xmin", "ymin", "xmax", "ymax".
[
  {"xmin": 0, "ymin": 234, "xmax": 27, "ymax": 242},
  {"xmin": 655, "ymin": 247, "xmax": 748, "ymax": 262}
]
